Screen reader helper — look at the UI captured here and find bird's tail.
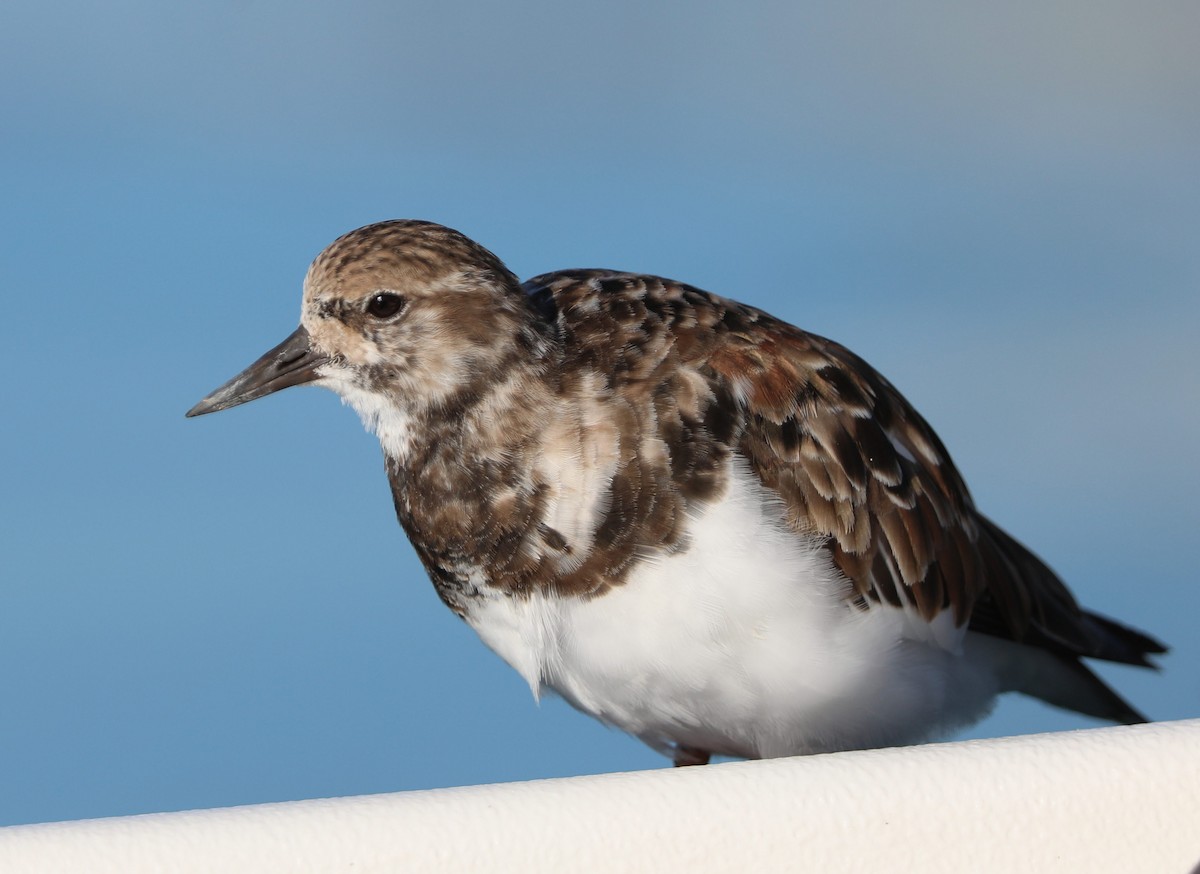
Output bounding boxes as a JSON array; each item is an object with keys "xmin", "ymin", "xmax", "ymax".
[
  {"xmin": 1026, "ymin": 653, "xmax": 1150, "ymax": 725},
  {"xmin": 1078, "ymin": 609, "xmax": 1168, "ymax": 669},
  {"xmin": 967, "ymin": 632, "xmax": 1152, "ymax": 724}
]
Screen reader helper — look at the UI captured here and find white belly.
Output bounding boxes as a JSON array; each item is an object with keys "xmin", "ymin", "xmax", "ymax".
[{"xmin": 466, "ymin": 462, "xmax": 999, "ymax": 759}]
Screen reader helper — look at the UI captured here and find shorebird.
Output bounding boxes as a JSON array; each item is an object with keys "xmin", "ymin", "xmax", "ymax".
[{"xmin": 188, "ymin": 220, "xmax": 1164, "ymax": 766}]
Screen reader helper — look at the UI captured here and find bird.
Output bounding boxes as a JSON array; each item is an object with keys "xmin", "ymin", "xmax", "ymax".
[{"xmin": 188, "ymin": 219, "xmax": 1165, "ymax": 767}]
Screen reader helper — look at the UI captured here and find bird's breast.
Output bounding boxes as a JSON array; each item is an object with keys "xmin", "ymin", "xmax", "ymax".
[{"xmin": 464, "ymin": 458, "xmax": 908, "ymax": 757}]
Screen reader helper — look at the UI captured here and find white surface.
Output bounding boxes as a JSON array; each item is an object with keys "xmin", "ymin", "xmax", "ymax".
[{"xmin": 2, "ymin": 720, "xmax": 1198, "ymax": 873}]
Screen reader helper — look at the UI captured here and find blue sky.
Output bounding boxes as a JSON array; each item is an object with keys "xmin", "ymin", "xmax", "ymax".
[{"xmin": 1, "ymin": 1, "xmax": 1197, "ymax": 826}]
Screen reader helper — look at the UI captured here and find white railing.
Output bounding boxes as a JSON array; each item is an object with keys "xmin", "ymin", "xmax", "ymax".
[{"xmin": 2, "ymin": 720, "xmax": 1197, "ymax": 873}]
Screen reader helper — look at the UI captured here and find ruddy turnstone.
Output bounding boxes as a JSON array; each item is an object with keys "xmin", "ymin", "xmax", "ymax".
[{"xmin": 188, "ymin": 220, "xmax": 1165, "ymax": 766}]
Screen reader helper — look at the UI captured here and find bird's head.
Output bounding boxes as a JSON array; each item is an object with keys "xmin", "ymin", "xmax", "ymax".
[{"xmin": 187, "ymin": 220, "xmax": 540, "ymax": 425}]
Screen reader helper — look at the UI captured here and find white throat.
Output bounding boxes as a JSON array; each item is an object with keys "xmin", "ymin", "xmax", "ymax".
[{"xmin": 323, "ymin": 374, "xmax": 414, "ymax": 463}]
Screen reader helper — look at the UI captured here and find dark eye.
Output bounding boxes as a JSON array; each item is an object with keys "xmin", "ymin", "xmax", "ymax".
[{"xmin": 366, "ymin": 292, "xmax": 406, "ymax": 319}]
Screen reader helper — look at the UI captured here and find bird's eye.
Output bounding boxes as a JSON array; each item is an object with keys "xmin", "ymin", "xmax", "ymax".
[{"xmin": 366, "ymin": 293, "xmax": 406, "ymax": 319}]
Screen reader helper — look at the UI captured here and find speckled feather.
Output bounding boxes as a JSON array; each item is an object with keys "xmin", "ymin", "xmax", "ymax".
[{"xmin": 193, "ymin": 220, "xmax": 1166, "ymax": 763}]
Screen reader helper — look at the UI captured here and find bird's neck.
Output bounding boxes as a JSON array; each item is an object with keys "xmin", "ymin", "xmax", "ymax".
[{"xmin": 365, "ymin": 362, "xmax": 559, "ymax": 615}]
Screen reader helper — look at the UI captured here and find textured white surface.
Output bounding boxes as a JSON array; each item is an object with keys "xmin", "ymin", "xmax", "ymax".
[{"xmin": 2, "ymin": 720, "xmax": 1198, "ymax": 873}]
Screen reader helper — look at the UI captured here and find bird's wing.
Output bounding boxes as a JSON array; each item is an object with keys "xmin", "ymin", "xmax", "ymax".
[
  {"xmin": 525, "ymin": 269, "xmax": 1158, "ymax": 664},
  {"xmin": 697, "ymin": 291, "xmax": 991, "ymax": 630}
]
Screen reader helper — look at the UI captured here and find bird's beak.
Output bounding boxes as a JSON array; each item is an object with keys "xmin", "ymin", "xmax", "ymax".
[{"xmin": 186, "ymin": 325, "xmax": 330, "ymax": 417}]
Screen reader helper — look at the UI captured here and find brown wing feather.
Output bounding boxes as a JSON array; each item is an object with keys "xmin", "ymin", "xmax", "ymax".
[
  {"xmin": 698, "ymin": 296, "xmax": 1164, "ymax": 665},
  {"xmin": 703, "ymin": 313, "xmax": 988, "ymax": 626}
]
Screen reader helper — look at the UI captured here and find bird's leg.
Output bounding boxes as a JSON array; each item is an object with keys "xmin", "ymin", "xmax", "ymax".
[{"xmin": 673, "ymin": 745, "xmax": 711, "ymax": 767}]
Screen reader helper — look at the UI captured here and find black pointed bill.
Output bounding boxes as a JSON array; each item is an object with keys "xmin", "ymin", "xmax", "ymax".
[{"xmin": 186, "ymin": 325, "xmax": 330, "ymax": 417}]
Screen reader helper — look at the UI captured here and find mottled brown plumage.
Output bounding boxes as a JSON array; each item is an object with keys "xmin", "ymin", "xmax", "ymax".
[{"xmin": 189, "ymin": 220, "xmax": 1165, "ymax": 763}]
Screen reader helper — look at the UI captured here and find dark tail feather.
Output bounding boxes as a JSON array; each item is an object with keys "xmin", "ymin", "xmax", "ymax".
[
  {"xmin": 969, "ymin": 516, "xmax": 1166, "ymax": 723},
  {"xmin": 1053, "ymin": 658, "xmax": 1149, "ymax": 725},
  {"xmin": 1081, "ymin": 610, "xmax": 1168, "ymax": 668},
  {"xmin": 972, "ymin": 516, "xmax": 1168, "ymax": 670},
  {"xmin": 1000, "ymin": 645, "xmax": 1151, "ymax": 725}
]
